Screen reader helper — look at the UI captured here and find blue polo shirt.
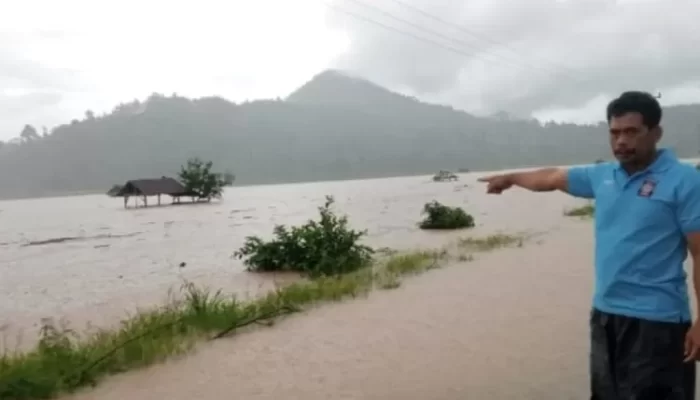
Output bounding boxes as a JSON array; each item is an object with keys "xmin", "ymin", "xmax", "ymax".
[{"xmin": 567, "ymin": 149, "xmax": 700, "ymax": 323}]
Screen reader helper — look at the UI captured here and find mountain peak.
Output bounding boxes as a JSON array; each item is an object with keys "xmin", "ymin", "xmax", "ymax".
[{"xmin": 286, "ymin": 69, "xmax": 409, "ymax": 107}]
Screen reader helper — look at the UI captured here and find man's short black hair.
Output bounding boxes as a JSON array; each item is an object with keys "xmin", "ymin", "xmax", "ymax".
[{"xmin": 606, "ymin": 91, "xmax": 662, "ymax": 128}]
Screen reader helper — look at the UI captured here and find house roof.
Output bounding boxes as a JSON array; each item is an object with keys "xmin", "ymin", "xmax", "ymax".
[{"xmin": 115, "ymin": 177, "xmax": 187, "ymax": 197}]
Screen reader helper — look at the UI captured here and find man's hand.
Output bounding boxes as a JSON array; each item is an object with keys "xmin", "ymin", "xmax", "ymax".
[
  {"xmin": 685, "ymin": 232, "xmax": 700, "ymax": 362},
  {"xmin": 477, "ymin": 174, "xmax": 513, "ymax": 194},
  {"xmin": 478, "ymin": 168, "xmax": 569, "ymax": 194},
  {"xmin": 684, "ymin": 322, "xmax": 700, "ymax": 362}
]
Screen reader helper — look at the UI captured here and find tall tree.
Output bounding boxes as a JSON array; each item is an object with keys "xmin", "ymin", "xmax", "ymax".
[{"xmin": 19, "ymin": 124, "xmax": 39, "ymax": 142}]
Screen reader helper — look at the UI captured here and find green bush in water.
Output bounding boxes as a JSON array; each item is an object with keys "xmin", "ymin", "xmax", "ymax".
[
  {"xmin": 419, "ymin": 201, "xmax": 475, "ymax": 230},
  {"xmin": 234, "ymin": 196, "xmax": 374, "ymax": 277}
]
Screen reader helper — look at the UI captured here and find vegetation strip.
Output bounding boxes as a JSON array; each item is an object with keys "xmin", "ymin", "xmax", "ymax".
[
  {"xmin": 419, "ymin": 201, "xmax": 475, "ymax": 230},
  {"xmin": 1, "ymin": 237, "xmax": 524, "ymax": 400},
  {"xmin": 0, "ymin": 196, "xmax": 525, "ymax": 400},
  {"xmin": 564, "ymin": 203, "xmax": 595, "ymax": 218}
]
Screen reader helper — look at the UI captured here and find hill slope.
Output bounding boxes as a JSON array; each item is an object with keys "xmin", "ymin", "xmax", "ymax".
[{"xmin": 0, "ymin": 70, "xmax": 699, "ymax": 199}]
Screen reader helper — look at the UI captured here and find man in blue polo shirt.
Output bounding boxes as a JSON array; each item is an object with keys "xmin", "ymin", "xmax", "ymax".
[{"xmin": 478, "ymin": 91, "xmax": 700, "ymax": 399}]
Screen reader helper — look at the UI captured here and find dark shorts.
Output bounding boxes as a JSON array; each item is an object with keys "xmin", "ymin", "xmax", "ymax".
[{"xmin": 590, "ymin": 308, "xmax": 696, "ymax": 400}]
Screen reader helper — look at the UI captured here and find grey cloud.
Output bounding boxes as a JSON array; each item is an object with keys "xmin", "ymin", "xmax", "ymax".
[
  {"xmin": 0, "ymin": 91, "xmax": 63, "ymax": 111},
  {"xmin": 0, "ymin": 32, "xmax": 88, "ymax": 138},
  {"xmin": 0, "ymin": 55, "xmax": 83, "ymax": 92},
  {"xmin": 326, "ymin": 0, "xmax": 700, "ymax": 117},
  {"xmin": 0, "ymin": 31, "xmax": 89, "ymax": 91},
  {"xmin": 0, "ymin": 91, "xmax": 64, "ymax": 137}
]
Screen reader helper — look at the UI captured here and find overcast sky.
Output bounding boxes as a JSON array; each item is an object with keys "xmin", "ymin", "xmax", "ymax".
[{"xmin": 2, "ymin": 0, "xmax": 700, "ymax": 140}]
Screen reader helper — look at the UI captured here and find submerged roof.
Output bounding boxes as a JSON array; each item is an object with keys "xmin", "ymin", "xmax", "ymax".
[{"xmin": 115, "ymin": 177, "xmax": 187, "ymax": 196}]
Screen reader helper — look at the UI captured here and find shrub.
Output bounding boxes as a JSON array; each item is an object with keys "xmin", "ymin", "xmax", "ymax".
[
  {"xmin": 419, "ymin": 201, "xmax": 475, "ymax": 230},
  {"xmin": 233, "ymin": 196, "xmax": 374, "ymax": 277}
]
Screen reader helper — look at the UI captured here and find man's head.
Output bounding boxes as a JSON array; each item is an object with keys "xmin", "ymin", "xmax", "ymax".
[{"xmin": 606, "ymin": 91, "xmax": 663, "ymax": 166}]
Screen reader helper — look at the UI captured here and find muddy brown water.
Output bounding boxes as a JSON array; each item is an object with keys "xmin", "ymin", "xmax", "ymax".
[
  {"xmin": 64, "ymin": 221, "xmax": 595, "ymax": 400},
  {"xmin": 0, "ymin": 170, "xmax": 697, "ymax": 398},
  {"xmin": 0, "ymin": 172, "xmax": 582, "ymax": 347}
]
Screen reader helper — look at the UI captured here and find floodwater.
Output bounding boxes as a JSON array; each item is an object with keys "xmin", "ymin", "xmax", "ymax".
[
  {"xmin": 66, "ymin": 221, "xmax": 595, "ymax": 400},
  {"xmin": 0, "ymin": 170, "xmax": 688, "ymax": 399},
  {"xmin": 0, "ymin": 172, "xmax": 584, "ymax": 345}
]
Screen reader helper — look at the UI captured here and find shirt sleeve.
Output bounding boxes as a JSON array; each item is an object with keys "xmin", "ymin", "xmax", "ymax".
[
  {"xmin": 676, "ymin": 171, "xmax": 700, "ymax": 234},
  {"xmin": 566, "ymin": 165, "xmax": 597, "ymax": 199}
]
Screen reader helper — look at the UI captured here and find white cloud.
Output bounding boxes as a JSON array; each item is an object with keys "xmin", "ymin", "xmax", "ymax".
[
  {"xmin": 0, "ymin": 0, "xmax": 349, "ymax": 139},
  {"xmin": 326, "ymin": 0, "xmax": 700, "ymax": 119},
  {"xmin": 1, "ymin": 0, "xmax": 699, "ymax": 140}
]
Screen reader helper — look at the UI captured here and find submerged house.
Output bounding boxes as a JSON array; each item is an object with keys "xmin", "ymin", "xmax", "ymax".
[{"xmin": 113, "ymin": 177, "xmax": 192, "ymax": 208}]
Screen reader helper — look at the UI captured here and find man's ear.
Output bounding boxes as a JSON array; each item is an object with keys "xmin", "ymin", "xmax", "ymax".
[{"xmin": 652, "ymin": 125, "xmax": 663, "ymax": 143}]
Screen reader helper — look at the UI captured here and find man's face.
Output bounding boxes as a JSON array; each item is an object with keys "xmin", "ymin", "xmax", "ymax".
[{"xmin": 608, "ymin": 112, "xmax": 660, "ymax": 164}]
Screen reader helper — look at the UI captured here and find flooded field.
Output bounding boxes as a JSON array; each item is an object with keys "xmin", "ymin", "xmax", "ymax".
[
  {"xmin": 64, "ymin": 220, "xmax": 596, "ymax": 400},
  {"xmin": 0, "ymin": 172, "xmax": 584, "ymax": 341},
  {"xmin": 2, "ymin": 169, "xmax": 685, "ymax": 399}
]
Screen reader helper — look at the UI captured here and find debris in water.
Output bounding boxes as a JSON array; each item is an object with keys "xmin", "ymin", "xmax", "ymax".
[{"xmin": 21, "ymin": 232, "xmax": 141, "ymax": 247}]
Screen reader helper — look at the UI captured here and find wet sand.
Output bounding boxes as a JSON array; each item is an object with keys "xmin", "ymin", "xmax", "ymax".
[{"xmin": 66, "ymin": 219, "xmax": 595, "ymax": 400}]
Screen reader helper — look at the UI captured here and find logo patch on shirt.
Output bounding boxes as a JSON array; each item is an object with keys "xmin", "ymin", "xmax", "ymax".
[{"xmin": 638, "ymin": 178, "xmax": 656, "ymax": 197}]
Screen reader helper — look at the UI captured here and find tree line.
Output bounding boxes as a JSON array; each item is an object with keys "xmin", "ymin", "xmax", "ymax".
[{"xmin": 0, "ymin": 70, "xmax": 699, "ymax": 199}]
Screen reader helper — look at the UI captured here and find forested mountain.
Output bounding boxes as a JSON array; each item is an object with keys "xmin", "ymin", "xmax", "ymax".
[{"xmin": 1, "ymin": 69, "xmax": 699, "ymax": 200}]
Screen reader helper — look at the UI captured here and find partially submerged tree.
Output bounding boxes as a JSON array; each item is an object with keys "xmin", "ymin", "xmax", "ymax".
[
  {"xmin": 419, "ymin": 201, "xmax": 475, "ymax": 230},
  {"xmin": 234, "ymin": 196, "xmax": 374, "ymax": 277},
  {"xmin": 178, "ymin": 158, "xmax": 228, "ymax": 200}
]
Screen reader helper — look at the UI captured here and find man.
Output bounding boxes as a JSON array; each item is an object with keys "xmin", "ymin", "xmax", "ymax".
[{"xmin": 478, "ymin": 91, "xmax": 700, "ymax": 399}]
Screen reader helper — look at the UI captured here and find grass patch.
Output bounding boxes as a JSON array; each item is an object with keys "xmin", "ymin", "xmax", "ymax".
[
  {"xmin": 564, "ymin": 203, "xmax": 595, "ymax": 218},
  {"xmin": 374, "ymin": 250, "xmax": 447, "ymax": 290},
  {"xmin": 457, "ymin": 233, "xmax": 524, "ymax": 251},
  {"xmin": 419, "ymin": 201, "xmax": 475, "ymax": 230},
  {"xmin": 0, "ymin": 233, "xmax": 521, "ymax": 400}
]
